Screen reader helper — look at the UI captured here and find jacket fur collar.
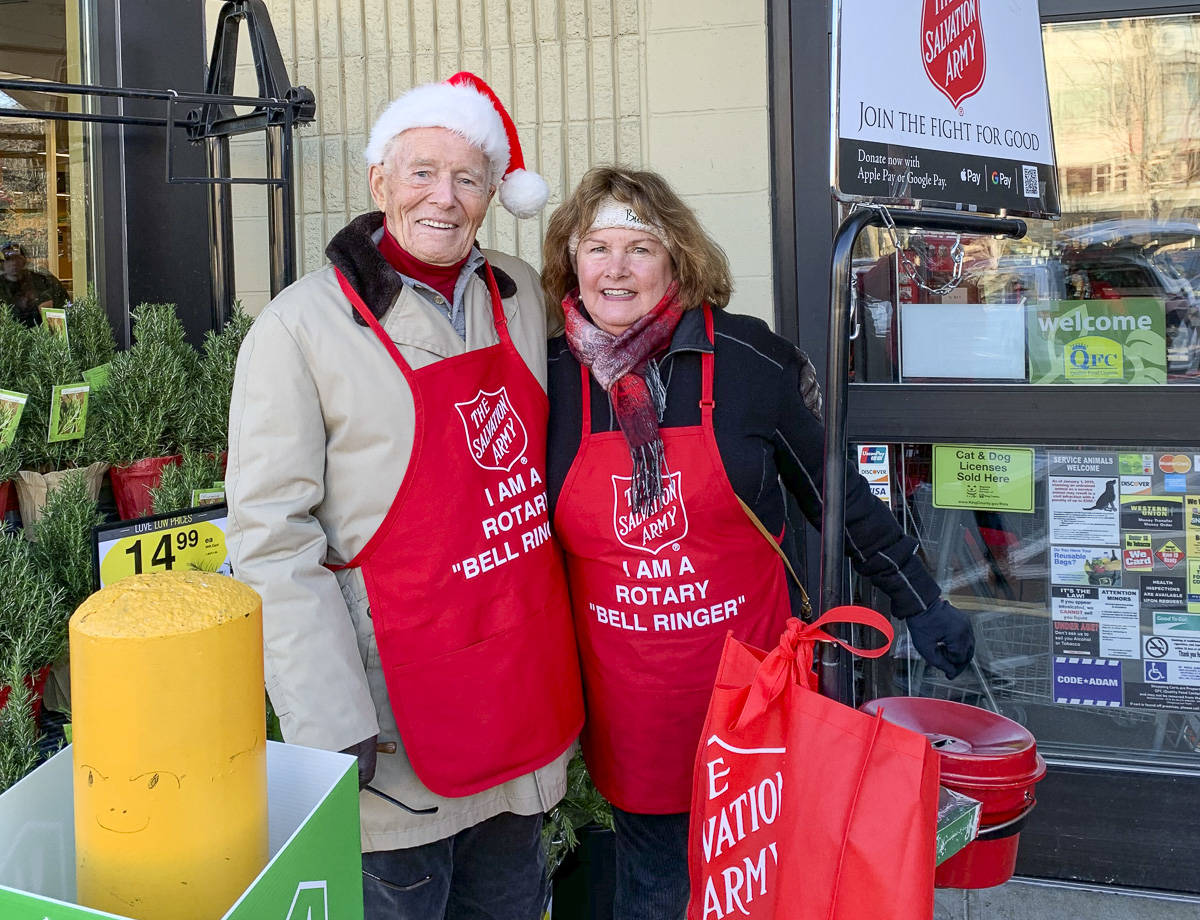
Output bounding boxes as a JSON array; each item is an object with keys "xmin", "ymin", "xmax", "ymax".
[{"xmin": 325, "ymin": 211, "xmax": 518, "ymax": 325}]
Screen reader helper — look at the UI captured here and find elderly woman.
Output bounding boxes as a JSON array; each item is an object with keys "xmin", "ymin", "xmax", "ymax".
[{"xmin": 543, "ymin": 167, "xmax": 974, "ymax": 919}]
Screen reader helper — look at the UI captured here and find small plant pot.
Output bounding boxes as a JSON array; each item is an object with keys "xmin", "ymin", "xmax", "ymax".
[
  {"xmin": 0, "ymin": 478, "xmax": 12, "ymax": 518},
  {"xmin": 13, "ymin": 462, "xmax": 109, "ymax": 536},
  {"xmin": 0, "ymin": 665, "xmax": 53, "ymax": 724},
  {"xmin": 110, "ymin": 454, "xmax": 183, "ymax": 520}
]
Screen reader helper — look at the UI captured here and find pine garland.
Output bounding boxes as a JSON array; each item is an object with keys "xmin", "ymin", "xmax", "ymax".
[{"xmin": 542, "ymin": 751, "xmax": 614, "ymax": 878}]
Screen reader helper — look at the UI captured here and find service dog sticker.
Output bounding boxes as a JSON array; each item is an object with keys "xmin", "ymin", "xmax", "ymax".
[
  {"xmin": 921, "ymin": 0, "xmax": 986, "ymax": 110},
  {"xmin": 612, "ymin": 470, "xmax": 688, "ymax": 555},
  {"xmin": 455, "ymin": 387, "xmax": 529, "ymax": 472}
]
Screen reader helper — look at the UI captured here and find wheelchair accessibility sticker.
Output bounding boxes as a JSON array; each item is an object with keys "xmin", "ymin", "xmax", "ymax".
[{"xmin": 1144, "ymin": 660, "xmax": 1200, "ymax": 687}]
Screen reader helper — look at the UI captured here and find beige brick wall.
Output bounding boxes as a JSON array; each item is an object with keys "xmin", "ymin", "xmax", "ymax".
[{"xmin": 206, "ymin": 0, "xmax": 774, "ymax": 325}]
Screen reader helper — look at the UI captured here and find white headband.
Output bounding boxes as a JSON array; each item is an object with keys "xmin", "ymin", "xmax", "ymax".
[{"xmin": 568, "ymin": 197, "xmax": 671, "ymax": 256}]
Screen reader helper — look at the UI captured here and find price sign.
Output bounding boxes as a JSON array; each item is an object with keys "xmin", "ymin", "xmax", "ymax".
[{"xmin": 92, "ymin": 505, "xmax": 232, "ymax": 589}]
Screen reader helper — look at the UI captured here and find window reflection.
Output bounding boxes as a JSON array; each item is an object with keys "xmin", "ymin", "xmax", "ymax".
[
  {"xmin": 880, "ymin": 443, "xmax": 1200, "ymax": 768},
  {"xmin": 852, "ymin": 14, "xmax": 1200, "ymax": 384},
  {"xmin": 0, "ymin": 0, "xmax": 88, "ymax": 328}
]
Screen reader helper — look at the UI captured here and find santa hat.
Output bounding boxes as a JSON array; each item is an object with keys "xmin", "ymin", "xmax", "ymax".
[{"xmin": 364, "ymin": 71, "xmax": 549, "ymax": 219}]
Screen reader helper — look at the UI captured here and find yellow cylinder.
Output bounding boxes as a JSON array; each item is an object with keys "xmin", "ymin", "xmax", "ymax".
[{"xmin": 70, "ymin": 572, "xmax": 268, "ymax": 920}]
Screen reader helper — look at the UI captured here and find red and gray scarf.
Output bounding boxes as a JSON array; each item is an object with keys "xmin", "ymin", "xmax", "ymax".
[{"xmin": 563, "ymin": 281, "xmax": 686, "ymax": 515}]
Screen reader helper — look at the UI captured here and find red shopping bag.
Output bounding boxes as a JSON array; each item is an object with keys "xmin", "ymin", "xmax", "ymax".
[{"xmin": 687, "ymin": 607, "xmax": 939, "ymax": 920}]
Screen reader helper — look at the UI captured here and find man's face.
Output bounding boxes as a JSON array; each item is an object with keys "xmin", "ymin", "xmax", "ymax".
[
  {"xmin": 368, "ymin": 127, "xmax": 495, "ymax": 266},
  {"xmin": 1, "ymin": 254, "xmax": 21, "ymax": 281}
]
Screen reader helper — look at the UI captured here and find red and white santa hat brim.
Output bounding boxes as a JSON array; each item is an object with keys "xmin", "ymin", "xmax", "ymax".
[{"xmin": 364, "ymin": 72, "xmax": 549, "ymax": 219}]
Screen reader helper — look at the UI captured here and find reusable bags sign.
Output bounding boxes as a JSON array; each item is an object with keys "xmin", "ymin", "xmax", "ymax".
[{"xmin": 834, "ymin": 0, "xmax": 1060, "ymax": 218}]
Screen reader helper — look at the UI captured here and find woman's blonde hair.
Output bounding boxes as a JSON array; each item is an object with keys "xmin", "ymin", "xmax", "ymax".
[{"xmin": 542, "ymin": 166, "xmax": 733, "ymax": 316}]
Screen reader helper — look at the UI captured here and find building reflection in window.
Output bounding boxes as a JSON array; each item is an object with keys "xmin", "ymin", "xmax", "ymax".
[{"xmin": 851, "ymin": 14, "xmax": 1200, "ymax": 384}]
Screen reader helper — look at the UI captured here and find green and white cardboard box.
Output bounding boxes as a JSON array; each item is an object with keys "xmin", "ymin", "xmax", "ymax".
[{"xmin": 0, "ymin": 741, "xmax": 363, "ymax": 920}]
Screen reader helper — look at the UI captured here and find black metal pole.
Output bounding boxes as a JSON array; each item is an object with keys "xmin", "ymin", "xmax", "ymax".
[
  {"xmin": 0, "ymin": 77, "xmax": 288, "ymax": 109},
  {"xmin": 206, "ymin": 137, "xmax": 237, "ymax": 330},
  {"xmin": 816, "ymin": 207, "xmax": 1027, "ymax": 703}
]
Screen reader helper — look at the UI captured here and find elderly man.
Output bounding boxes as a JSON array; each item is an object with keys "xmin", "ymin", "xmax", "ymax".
[
  {"xmin": 227, "ymin": 73, "xmax": 583, "ymax": 920},
  {"xmin": 1, "ymin": 242, "xmax": 68, "ymax": 326}
]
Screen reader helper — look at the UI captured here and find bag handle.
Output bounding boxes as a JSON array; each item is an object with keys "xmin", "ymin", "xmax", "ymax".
[
  {"xmin": 736, "ymin": 496, "xmax": 812, "ymax": 619},
  {"xmin": 732, "ymin": 607, "xmax": 893, "ymax": 731},
  {"xmin": 826, "ymin": 710, "xmax": 886, "ymax": 918}
]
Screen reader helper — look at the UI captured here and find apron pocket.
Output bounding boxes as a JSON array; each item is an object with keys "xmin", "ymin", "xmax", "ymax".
[{"xmin": 383, "ymin": 601, "xmax": 583, "ymax": 797}]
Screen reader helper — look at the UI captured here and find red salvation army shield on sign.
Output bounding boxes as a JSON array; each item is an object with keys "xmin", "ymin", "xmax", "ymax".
[
  {"xmin": 612, "ymin": 470, "xmax": 688, "ymax": 555},
  {"xmin": 454, "ymin": 387, "xmax": 529, "ymax": 472},
  {"xmin": 921, "ymin": 0, "xmax": 986, "ymax": 109}
]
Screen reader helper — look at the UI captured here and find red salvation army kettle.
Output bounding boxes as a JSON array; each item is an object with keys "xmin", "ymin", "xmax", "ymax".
[{"xmin": 859, "ymin": 697, "xmax": 1046, "ymax": 889}]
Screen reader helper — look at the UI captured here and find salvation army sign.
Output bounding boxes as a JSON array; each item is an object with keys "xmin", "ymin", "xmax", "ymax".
[
  {"xmin": 834, "ymin": 0, "xmax": 1059, "ymax": 219},
  {"xmin": 921, "ymin": 0, "xmax": 985, "ymax": 109}
]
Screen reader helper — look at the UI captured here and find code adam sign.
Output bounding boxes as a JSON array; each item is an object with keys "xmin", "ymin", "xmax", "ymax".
[{"xmin": 833, "ymin": 0, "xmax": 1060, "ymax": 219}]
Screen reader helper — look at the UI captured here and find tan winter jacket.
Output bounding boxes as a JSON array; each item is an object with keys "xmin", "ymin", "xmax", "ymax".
[{"xmin": 226, "ymin": 217, "xmax": 572, "ymax": 851}]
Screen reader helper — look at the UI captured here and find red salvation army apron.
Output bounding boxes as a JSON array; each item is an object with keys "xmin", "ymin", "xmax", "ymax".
[
  {"xmin": 553, "ymin": 305, "xmax": 792, "ymax": 814},
  {"xmin": 331, "ymin": 266, "xmax": 583, "ymax": 797}
]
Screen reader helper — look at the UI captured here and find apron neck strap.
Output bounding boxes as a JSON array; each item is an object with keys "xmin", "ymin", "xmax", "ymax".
[
  {"xmin": 578, "ymin": 301, "xmax": 717, "ymax": 435},
  {"xmin": 335, "ymin": 262, "xmax": 511, "ymax": 363},
  {"xmin": 482, "ymin": 262, "xmax": 513, "ymax": 346},
  {"xmin": 579, "ymin": 363, "xmax": 592, "ymax": 437},
  {"xmin": 699, "ymin": 303, "xmax": 714, "ymax": 420},
  {"xmin": 337, "ymin": 267, "xmax": 408, "ymax": 368}
]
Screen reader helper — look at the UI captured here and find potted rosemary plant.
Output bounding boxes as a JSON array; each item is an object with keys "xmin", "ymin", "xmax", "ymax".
[
  {"xmin": 92, "ymin": 303, "xmax": 199, "ymax": 519},
  {"xmin": 9, "ymin": 323, "xmax": 105, "ymax": 533},
  {"xmin": 181, "ymin": 304, "xmax": 254, "ymax": 458},
  {"xmin": 0, "ymin": 528, "xmax": 67, "ymax": 785}
]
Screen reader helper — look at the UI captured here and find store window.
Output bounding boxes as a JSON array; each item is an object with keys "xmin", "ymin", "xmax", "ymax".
[
  {"xmin": 852, "ymin": 14, "xmax": 1200, "ymax": 385},
  {"xmin": 865, "ymin": 441, "xmax": 1200, "ymax": 769},
  {"xmin": 0, "ymin": 0, "xmax": 91, "ymax": 320}
]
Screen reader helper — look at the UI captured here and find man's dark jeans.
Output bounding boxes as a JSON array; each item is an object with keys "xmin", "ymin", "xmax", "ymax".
[
  {"xmin": 611, "ymin": 806, "xmax": 689, "ymax": 920},
  {"xmin": 362, "ymin": 811, "xmax": 547, "ymax": 920}
]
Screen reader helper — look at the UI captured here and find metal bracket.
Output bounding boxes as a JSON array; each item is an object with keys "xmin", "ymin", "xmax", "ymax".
[
  {"xmin": 817, "ymin": 207, "xmax": 1028, "ymax": 704},
  {"xmin": 188, "ymin": 0, "xmax": 316, "ymax": 142}
]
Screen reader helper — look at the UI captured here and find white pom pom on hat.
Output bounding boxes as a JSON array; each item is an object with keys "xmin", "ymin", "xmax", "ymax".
[{"xmin": 364, "ymin": 71, "xmax": 549, "ymax": 219}]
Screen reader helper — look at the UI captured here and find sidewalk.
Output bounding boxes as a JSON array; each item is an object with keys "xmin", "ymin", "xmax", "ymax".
[{"xmin": 936, "ymin": 877, "xmax": 1200, "ymax": 918}]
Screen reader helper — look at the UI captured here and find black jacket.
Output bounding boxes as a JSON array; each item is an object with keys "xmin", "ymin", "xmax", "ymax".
[{"xmin": 546, "ymin": 306, "xmax": 941, "ymax": 619}]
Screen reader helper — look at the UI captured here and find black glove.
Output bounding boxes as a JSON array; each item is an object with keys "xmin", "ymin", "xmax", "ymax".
[
  {"xmin": 340, "ymin": 735, "xmax": 378, "ymax": 789},
  {"xmin": 905, "ymin": 599, "xmax": 975, "ymax": 679}
]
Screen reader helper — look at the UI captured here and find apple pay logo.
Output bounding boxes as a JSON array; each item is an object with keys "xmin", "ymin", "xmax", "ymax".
[{"xmin": 959, "ymin": 167, "xmax": 981, "ymax": 185}]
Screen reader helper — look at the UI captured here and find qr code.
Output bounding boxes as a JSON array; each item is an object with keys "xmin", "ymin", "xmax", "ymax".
[{"xmin": 1022, "ymin": 164, "xmax": 1040, "ymax": 198}]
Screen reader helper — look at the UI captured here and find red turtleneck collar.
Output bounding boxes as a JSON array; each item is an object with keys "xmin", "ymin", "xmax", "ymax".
[{"xmin": 378, "ymin": 218, "xmax": 469, "ymax": 304}]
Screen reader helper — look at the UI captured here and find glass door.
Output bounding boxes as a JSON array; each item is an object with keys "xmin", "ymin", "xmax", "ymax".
[
  {"xmin": 844, "ymin": 11, "xmax": 1200, "ymax": 891},
  {"xmin": 0, "ymin": 0, "xmax": 91, "ymax": 320}
]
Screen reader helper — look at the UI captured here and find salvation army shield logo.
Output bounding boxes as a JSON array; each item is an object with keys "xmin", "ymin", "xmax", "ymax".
[
  {"xmin": 612, "ymin": 470, "xmax": 688, "ymax": 555},
  {"xmin": 921, "ymin": 0, "xmax": 986, "ymax": 110},
  {"xmin": 454, "ymin": 387, "xmax": 529, "ymax": 472}
]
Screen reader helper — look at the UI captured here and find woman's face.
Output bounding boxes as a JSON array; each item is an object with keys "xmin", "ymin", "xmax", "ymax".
[{"xmin": 575, "ymin": 227, "xmax": 675, "ymax": 336}]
